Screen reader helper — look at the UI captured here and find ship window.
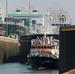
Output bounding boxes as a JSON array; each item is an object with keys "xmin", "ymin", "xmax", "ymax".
[
  {"xmin": 47, "ymin": 46, "xmax": 49, "ymax": 48},
  {"xmin": 44, "ymin": 46, "xmax": 46, "ymax": 49},
  {"xmin": 32, "ymin": 10, "xmax": 38, "ymax": 12},
  {"xmin": 56, "ymin": 24, "xmax": 60, "ymax": 26},
  {"xmin": 63, "ymin": 24, "xmax": 71, "ymax": 26},
  {"xmin": 32, "ymin": 46, "xmax": 36, "ymax": 48},
  {"xmin": 16, "ymin": 9, "xmax": 21, "ymax": 12},
  {"xmin": 52, "ymin": 24, "xmax": 60, "ymax": 26},
  {"xmin": 52, "ymin": 24, "xmax": 55, "ymax": 26},
  {"xmin": 41, "ymin": 46, "xmax": 43, "ymax": 48},
  {"xmin": 64, "ymin": 24, "xmax": 66, "ymax": 26},
  {"xmin": 38, "ymin": 46, "xmax": 40, "ymax": 48},
  {"xmin": 68, "ymin": 24, "xmax": 71, "ymax": 26},
  {"xmin": 60, "ymin": 24, "xmax": 64, "ymax": 26}
]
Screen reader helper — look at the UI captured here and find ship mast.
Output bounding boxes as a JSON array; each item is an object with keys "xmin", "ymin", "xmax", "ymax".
[
  {"xmin": 6, "ymin": 0, "xmax": 8, "ymax": 36},
  {"xmin": 59, "ymin": 10, "xmax": 66, "ymax": 26},
  {"xmin": 28, "ymin": 0, "xmax": 30, "ymax": 34},
  {"xmin": 0, "ymin": 3, "xmax": 4, "ymax": 24}
]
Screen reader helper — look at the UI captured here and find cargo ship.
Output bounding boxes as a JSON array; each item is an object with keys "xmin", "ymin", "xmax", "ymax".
[{"xmin": 27, "ymin": 35, "xmax": 59, "ymax": 68}]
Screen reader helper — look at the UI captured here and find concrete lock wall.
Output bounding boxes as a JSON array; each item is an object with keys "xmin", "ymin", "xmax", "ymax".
[{"xmin": 0, "ymin": 36, "xmax": 19, "ymax": 63}]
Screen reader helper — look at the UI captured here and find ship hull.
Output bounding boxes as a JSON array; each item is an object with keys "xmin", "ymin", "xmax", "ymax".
[{"xmin": 28, "ymin": 56, "xmax": 58, "ymax": 69}]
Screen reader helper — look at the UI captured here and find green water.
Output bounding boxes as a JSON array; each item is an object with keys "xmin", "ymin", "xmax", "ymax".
[{"xmin": 0, "ymin": 63, "xmax": 59, "ymax": 74}]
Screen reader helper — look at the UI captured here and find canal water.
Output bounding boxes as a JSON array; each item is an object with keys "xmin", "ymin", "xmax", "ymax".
[{"xmin": 0, "ymin": 63, "xmax": 59, "ymax": 74}]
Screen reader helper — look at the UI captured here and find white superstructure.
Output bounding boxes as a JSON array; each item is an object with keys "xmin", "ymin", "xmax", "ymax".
[{"xmin": 42, "ymin": 8, "xmax": 71, "ymax": 34}]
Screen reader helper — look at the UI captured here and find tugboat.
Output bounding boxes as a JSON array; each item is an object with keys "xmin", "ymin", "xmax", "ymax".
[{"xmin": 27, "ymin": 35, "xmax": 59, "ymax": 68}]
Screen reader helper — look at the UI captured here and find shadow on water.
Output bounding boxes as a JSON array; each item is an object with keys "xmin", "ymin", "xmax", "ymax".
[
  {"xmin": 27, "ymin": 63, "xmax": 59, "ymax": 70},
  {"xmin": 24, "ymin": 64, "xmax": 59, "ymax": 74},
  {"xmin": 0, "ymin": 63, "xmax": 59, "ymax": 74}
]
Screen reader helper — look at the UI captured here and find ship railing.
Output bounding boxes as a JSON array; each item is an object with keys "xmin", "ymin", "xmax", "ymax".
[
  {"xmin": 31, "ymin": 38, "xmax": 59, "ymax": 46},
  {"xmin": 30, "ymin": 45, "xmax": 59, "ymax": 58},
  {"xmin": 30, "ymin": 51, "xmax": 52, "ymax": 57},
  {"xmin": 31, "ymin": 44, "xmax": 53, "ymax": 49}
]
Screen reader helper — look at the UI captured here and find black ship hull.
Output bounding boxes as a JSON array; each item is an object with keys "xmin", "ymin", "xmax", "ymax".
[
  {"xmin": 59, "ymin": 26, "xmax": 75, "ymax": 73},
  {"xmin": 28, "ymin": 56, "xmax": 59, "ymax": 69}
]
